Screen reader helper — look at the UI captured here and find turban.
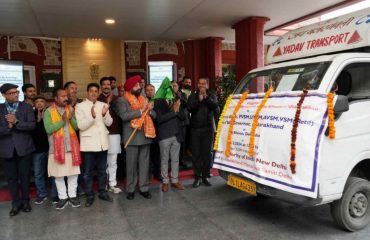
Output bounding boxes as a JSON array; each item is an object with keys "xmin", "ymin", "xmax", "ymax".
[{"xmin": 124, "ymin": 75, "xmax": 141, "ymax": 92}]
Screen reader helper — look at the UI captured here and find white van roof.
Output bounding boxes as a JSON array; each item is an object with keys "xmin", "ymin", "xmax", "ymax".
[
  {"xmin": 253, "ymin": 52, "xmax": 370, "ymax": 73},
  {"xmin": 266, "ymin": 8, "xmax": 370, "ymax": 64}
]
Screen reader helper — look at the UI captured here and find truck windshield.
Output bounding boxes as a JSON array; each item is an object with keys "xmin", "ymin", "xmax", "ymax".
[{"xmin": 234, "ymin": 62, "xmax": 331, "ymax": 94}]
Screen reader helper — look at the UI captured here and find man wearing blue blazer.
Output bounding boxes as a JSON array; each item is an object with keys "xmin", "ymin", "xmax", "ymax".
[{"xmin": 0, "ymin": 83, "xmax": 36, "ymax": 216}]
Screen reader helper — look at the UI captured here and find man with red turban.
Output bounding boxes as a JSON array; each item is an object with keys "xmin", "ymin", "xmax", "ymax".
[{"xmin": 113, "ymin": 75, "xmax": 156, "ymax": 200}]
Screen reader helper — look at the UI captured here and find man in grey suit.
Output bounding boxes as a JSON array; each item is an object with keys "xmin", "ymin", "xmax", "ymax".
[
  {"xmin": 113, "ymin": 75, "xmax": 156, "ymax": 200},
  {"xmin": 0, "ymin": 83, "xmax": 36, "ymax": 216}
]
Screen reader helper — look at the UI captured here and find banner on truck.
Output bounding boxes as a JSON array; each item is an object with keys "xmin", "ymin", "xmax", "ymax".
[
  {"xmin": 213, "ymin": 92, "xmax": 329, "ymax": 198},
  {"xmin": 267, "ymin": 8, "xmax": 370, "ymax": 64}
]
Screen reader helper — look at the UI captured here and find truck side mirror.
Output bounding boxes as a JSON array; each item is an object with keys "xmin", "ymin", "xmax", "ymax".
[{"xmin": 334, "ymin": 95, "xmax": 349, "ymax": 114}]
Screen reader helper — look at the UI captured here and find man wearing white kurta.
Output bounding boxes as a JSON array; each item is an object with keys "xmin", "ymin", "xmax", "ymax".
[
  {"xmin": 44, "ymin": 88, "xmax": 81, "ymax": 210},
  {"xmin": 75, "ymin": 83, "xmax": 113, "ymax": 207}
]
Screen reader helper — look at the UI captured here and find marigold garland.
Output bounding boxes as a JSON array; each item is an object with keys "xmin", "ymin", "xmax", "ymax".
[
  {"xmin": 248, "ymin": 86, "xmax": 274, "ymax": 157},
  {"xmin": 225, "ymin": 91, "xmax": 249, "ymax": 157},
  {"xmin": 290, "ymin": 88, "xmax": 308, "ymax": 174},
  {"xmin": 214, "ymin": 95, "xmax": 233, "ymax": 151},
  {"xmin": 327, "ymin": 92, "xmax": 336, "ymax": 139}
]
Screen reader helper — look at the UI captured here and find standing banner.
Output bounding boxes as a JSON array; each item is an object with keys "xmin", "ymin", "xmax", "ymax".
[{"xmin": 213, "ymin": 92, "xmax": 329, "ymax": 198}]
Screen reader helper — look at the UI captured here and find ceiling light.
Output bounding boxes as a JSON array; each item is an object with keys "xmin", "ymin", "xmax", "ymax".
[{"xmin": 105, "ymin": 19, "xmax": 115, "ymax": 24}]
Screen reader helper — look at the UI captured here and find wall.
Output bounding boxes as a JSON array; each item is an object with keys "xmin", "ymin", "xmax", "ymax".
[
  {"xmin": 221, "ymin": 42, "xmax": 270, "ymax": 67},
  {"xmin": 125, "ymin": 40, "xmax": 238, "ymax": 84},
  {"xmin": 0, "ymin": 36, "xmax": 62, "ymax": 98},
  {"xmin": 125, "ymin": 41, "xmax": 185, "ymax": 81},
  {"xmin": 222, "ymin": 42, "xmax": 236, "ymax": 65},
  {"xmin": 62, "ymin": 38, "xmax": 125, "ymax": 98}
]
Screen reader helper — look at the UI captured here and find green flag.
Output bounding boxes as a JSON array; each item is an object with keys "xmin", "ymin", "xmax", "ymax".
[{"xmin": 152, "ymin": 77, "xmax": 174, "ymax": 101}]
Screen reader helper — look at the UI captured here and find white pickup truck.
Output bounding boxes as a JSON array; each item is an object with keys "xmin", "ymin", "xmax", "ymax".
[{"xmin": 215, "ymin": 8, "xmax": 370, "ymax": 231}]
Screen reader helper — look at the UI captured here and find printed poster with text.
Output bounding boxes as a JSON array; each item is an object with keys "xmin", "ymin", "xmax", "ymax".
[{"xmin": 213, "ymin": 92, "xmax": 329, "ymax": 198}]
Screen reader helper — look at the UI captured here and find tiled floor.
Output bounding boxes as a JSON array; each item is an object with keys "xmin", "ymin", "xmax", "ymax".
[{"xmin": 0, "ymin": 177, "xmax": 369, "ymax": 240}]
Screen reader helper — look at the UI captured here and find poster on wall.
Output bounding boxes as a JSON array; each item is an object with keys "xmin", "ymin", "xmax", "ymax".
[
  {"xmin": 148, "ymin": 61, "xmax": 175, "ymax": 91},
  {"xmin": 0, "ymin": 60, "xmax": 24, "ymax": 103}
]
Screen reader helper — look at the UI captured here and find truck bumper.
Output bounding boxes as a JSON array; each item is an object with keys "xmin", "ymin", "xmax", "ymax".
[{"xmin": 219, "ymin": 170, "xmax": 324, "ymax": 206}]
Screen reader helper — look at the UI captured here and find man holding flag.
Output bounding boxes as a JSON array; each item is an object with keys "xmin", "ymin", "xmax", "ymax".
[
  {"xmin": 114, "ymin": 75, "xmax": 156, "ymax": 200},
  {"xmin": 153, "ymin": 78, "xmax": 186, "ymax": 192}
]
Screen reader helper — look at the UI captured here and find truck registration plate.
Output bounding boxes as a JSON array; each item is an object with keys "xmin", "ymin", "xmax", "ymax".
[{"xmin": 227, "ymin": 175, "xmax": 257, "ymax": 196}]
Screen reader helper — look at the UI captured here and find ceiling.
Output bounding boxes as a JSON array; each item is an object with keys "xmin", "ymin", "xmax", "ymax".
[{"xmin": 0, "ymin": 0, "xmax": 347, "ymax": 43}]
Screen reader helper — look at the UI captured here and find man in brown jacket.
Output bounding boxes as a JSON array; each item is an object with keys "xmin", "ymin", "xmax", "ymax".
[{"xmin": 98, "ymin": 76, "xmax": 122, "ymax": 193}]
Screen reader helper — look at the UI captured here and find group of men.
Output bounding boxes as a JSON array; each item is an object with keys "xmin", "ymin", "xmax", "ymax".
[{"xmin": 0, "ymin": 74, "xmax": 219, "ymax": 217}]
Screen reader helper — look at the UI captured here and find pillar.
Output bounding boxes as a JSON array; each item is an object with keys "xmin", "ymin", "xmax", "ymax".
[
  {"xmin": 233, "ymin": 17, "xmax": 269, "ymax": 92},
  {"xmin": 184, "ymin": 37, "xmax": 223, "ymax": 89}
]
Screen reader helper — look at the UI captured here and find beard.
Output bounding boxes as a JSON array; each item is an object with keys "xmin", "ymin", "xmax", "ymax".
[
  {"xmin": 102, "ymin": 89, "xmax": 111, "ymax": 95},
  {"xmin": 183, "ymin": 85, "xmax": 191, "ymax": 90},
  {"xmin": 131, "ymin": 89, "xmax": 141, "ymax": 96}
]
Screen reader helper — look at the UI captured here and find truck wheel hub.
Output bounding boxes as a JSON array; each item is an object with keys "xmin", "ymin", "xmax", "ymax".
[{"xmin": 349, "ymin": 192, "xmax": 368, "ymax": 218}]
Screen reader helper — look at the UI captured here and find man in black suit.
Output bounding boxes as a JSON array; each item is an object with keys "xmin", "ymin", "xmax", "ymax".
[
  {"xmin": 0, "ymin": 83, "xmax": 36, "ymax": 216},
  {"xmin": 187, "ymin": 78, "xmax": 218, "ymax": 188}
]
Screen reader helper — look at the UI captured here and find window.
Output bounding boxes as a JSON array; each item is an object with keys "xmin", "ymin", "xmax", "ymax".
[
  {"xmin": 337, "ymin": 63, "xmax": 370, "ymax": 100},
  {"xmin": 234, "ymin": 62, "xmax": 331, "ymax": 94}
]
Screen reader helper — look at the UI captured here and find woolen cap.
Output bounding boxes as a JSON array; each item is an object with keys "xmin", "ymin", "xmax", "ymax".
[
  {"xmin": 0, "ymin": 83, "xmax": 18, "ymax": 94},
  {"xmin": 124, "ymin": 75, "xmax": 141, "ymax": 92},
  {"xmin": 34, "ymin": 95, "xmax": 46, "ymax": 101}
]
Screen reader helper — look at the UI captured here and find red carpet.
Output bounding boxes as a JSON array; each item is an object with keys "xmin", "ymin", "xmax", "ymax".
[{"xmin": 0, "ymin": 168, "xmax": 219, "ymax": 202}]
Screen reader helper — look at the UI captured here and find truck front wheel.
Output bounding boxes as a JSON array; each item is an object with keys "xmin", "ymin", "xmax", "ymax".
[{"xmin": 330, "ymin": 177, "xmax": 370, "ymax": 231}]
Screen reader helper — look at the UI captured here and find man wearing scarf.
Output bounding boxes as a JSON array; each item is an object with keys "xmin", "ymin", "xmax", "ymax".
[
  {"xmin": 113, "ymin": 75, "xmax": 156, "ymax": 200},
  {"xmin": 43, "ymin": 88, "xmax": 81, "ymax": 210}
]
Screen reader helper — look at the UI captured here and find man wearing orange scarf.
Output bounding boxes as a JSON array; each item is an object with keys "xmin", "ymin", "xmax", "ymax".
[
  {"xmin": 44, "ymin": 88, "xmax": 81, "ymax": 210},
  {"xmin": 113, "ymin": 75, "xmax": 156, "ymax": 200}
]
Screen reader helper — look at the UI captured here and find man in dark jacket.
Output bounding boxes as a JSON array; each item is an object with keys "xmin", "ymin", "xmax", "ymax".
[
  {"xmin": 0, "ymin": 83, "xmax": 36, "ymax": 216},
  {"xmin": 187, "ymin": 78, "xmax": 218, "ymax": 188},
  {"xmin": 154, "ymin": 79, "xmax": 186, "ymax": 192},
  {"xmin": 32, "ymin": 95, "xmax": 58, "ymax": 205}
]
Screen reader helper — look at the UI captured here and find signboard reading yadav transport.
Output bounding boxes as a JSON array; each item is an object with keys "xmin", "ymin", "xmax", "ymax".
[{"xmin": 266, "ymin": 8, "xmax": 370, "ymax": 64}]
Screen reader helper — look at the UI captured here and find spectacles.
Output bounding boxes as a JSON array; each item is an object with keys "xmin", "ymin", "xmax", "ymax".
[{"xmin": 6, "ymin": 90, "xmax": 19, "ymax": 96}]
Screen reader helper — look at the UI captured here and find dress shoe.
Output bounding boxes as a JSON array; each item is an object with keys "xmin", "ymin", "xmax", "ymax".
[
  {"xmin": 9, "ymin": 205, "xmax": 21, "ymax": 216},
  {"xmin": 193, "ymin": 178, "xmax": 202, "ymax": 188},
  {"xmin": 162, "ymin": 183, "xmax": 169, "ymax": 192},
  {"xmin": 22, "ymin": 202, "xmax": 32, "ymax": 212},
  {"xmin": 85, "ymin": 197, "xmax": 94, "ymax": 207},
  {"xmin": 202, "ymin": 178, "xmax": 212, "ymax": 187},
  {"xmin": 126, "ymin": 192, "xmax": 135, "ymax": 200},
  {"xmin": 139, "ymin": 191, "xmax": 152, "ymax": 199},
  {"xmin": 98, "ymin": 193, "xmax": 113, "ymax": 202},
  {"xmin": 171, "ymin": 182, "xmax": 185, "ymax": 190}
]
